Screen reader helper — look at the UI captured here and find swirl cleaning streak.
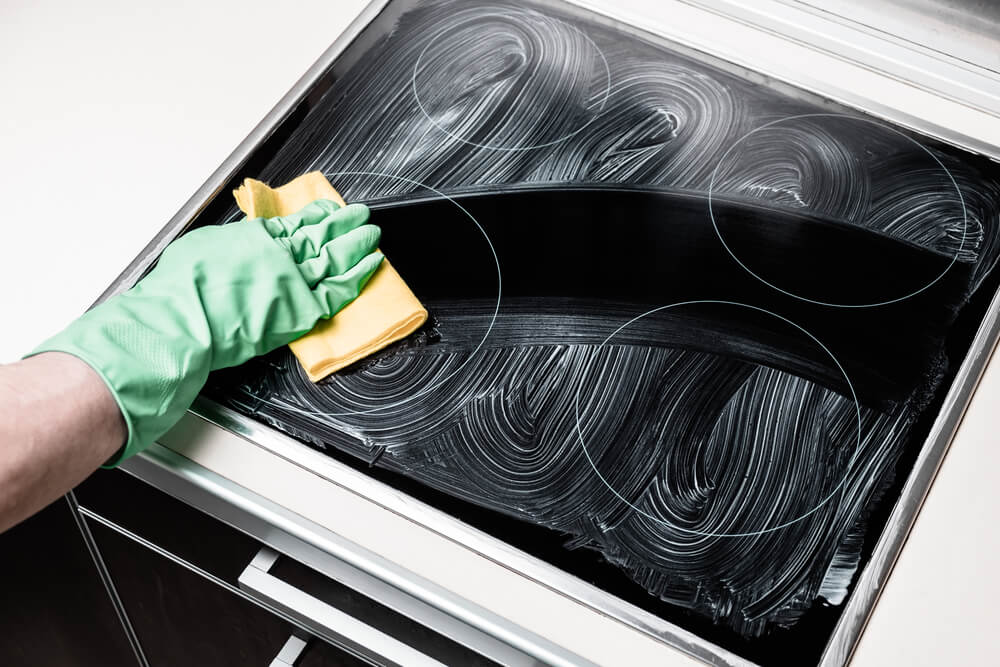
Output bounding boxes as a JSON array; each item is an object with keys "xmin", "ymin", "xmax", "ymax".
[{"xmin": 206, "ymin": 0, "xmax": 1000, "ymax": 647}]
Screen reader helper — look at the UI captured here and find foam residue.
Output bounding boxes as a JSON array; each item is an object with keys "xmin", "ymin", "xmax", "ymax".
[{"xmin": 214, "ymin": 302, "xmax": 909, "ymax": 636}]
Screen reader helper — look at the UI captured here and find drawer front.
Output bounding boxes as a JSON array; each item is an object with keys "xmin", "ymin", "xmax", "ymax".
[
  {"xmin": 76, "ymin": 469, "xmax": 510, "ymax": 666},
  {"xmin": 83, "ymin": 517, "xmax": 366, "ymax": 666}
]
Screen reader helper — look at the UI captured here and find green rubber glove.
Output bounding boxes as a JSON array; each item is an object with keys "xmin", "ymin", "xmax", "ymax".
[{"xmin": 30, "ymin": 200, "xmax": 383, "ymax": 466}]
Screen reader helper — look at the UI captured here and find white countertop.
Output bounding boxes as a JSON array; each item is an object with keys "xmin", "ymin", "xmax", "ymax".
[{"xmin": 2, "ymin": 0, "xmax": 996, "ymax": 664}]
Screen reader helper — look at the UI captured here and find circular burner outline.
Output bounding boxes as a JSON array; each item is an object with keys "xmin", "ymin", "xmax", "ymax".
[
  {"xmin": 239, "ymin": 170, "xmax": 502, "ymax": 417},
  {"xmin": 572, "ymin": 300, "xmax": 863, "ymax": 538},
  {"xmin": 707, "ymin": 113, "xmax": 969, "ymax": 308},
  {"xmin": 411, "ymin": 11, "xmax": 612, "ymax": 152}
]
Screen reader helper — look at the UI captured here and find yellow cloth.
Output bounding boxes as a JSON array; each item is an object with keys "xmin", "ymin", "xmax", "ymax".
[{"xmin": 234, "ymin": 172, "xmax": 428, "ymax": 382}]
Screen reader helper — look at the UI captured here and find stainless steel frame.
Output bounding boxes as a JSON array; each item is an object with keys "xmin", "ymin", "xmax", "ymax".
[
  {"xmin": 820, "ymin": 288, "xmax": 1000, "ymax": 666},
  {"xmin": 682, "ymin": 0, "xmax": 1000, "ymax": 119},
  {"xmin": 95, "ymin": 1, "xmax": 1000, "ymax": 665}
]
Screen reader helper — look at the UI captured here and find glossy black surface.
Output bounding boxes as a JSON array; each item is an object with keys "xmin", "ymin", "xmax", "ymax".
[
  {"xmin": 0, "ymin": 500, "xmax": 136, "ymax": 666},
  {"xmin": 78, "ymin": 468, "xmax": 490, "ymax": 666},
  {"xmin": 368, "ymin": 185, "xmax": 970, "ymax": 405},
  {"xmin": 76, "ymin": 470, "xmax": 263, "ymax": 585},
  {"xmin": 91, "ymin": 521, "xmax": 294, "ymax": 666}
]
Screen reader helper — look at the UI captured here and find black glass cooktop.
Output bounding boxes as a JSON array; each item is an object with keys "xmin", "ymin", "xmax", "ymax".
[{"xmin": 194, "ymin": 1, "xmax": 1000, "ymax": 664}]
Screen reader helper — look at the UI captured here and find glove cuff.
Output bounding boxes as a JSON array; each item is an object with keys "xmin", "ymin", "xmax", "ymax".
[{"xmin": 27, "ymin": 296, "xmax": 210, "ymax": 467}]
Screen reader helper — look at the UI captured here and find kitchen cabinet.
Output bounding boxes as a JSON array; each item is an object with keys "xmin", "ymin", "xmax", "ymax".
[
  {"xmin": 72, "ymin": 468, "xmax": 499, "ymax": 666},
  {"xmin": 0, "ymin": 466, "xmax": 479, "ymax": 666},
  {"xmin": 0, "ymin": 499, "xmax": 136, "ymax": 666},
  {"xmin": 85, "ymin": 518, "xmax": 365, "ymax": 666}
]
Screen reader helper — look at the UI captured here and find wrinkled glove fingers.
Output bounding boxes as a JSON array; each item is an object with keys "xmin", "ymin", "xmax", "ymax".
[
  {"xmin": 312, "ymin": 252, "xmax": 385, "ymax": 318},
  {"xmin": 279, "ymin": 203, "xmax": 372, "ymax": 262},
  {"xmin": 261, "ymin": 199, "xmax": 341, "ymax": 238},
  {"xmin": 297, "ymin": 224, "xmax": 381, "ymax": 287}
]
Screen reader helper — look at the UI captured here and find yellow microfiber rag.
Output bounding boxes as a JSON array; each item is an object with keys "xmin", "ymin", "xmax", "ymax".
[{"xmin": 234, "ymin": 172, "xmax": 428, "ymax": 382}]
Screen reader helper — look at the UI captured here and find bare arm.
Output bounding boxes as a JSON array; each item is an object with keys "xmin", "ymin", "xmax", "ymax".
[{"xmin": 0, "ymin": 352, "xmax": 125, "ymax": 532}]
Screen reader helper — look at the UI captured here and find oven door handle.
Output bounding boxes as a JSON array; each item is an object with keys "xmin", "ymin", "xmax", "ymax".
[
  {"xmin": 269, "ymin": 634, "xmax": 308, "ymax": 667},
  {"xmin": 238, "ymin": 547, "xmax": 447, "ymax": 667}
]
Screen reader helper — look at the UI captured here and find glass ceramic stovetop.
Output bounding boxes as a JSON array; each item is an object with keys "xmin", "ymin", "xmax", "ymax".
[{"xmin": 183, "ymin": 0, "xmax": 1000, "ymax": 664}]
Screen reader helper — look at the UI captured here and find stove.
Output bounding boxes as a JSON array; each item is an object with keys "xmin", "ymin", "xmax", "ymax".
[{"xmin": 104, "ymin": 1, "xmax": 1000, "ymax": 664}]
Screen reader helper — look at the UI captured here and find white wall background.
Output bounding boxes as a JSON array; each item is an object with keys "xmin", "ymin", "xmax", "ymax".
[{"xmin": 0, "ymin": 0, "xmax": 368, "ymax": 361}]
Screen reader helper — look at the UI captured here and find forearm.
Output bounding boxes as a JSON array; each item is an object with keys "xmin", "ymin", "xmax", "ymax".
[{"xmin": 0, "ymin": 352, "xmax": 125, "ymax": 532}]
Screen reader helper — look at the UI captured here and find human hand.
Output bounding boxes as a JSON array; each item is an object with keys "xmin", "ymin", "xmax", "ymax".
[{"xmin": 31, "ymin": 200, "xmax": 382, "ymax": 465}]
